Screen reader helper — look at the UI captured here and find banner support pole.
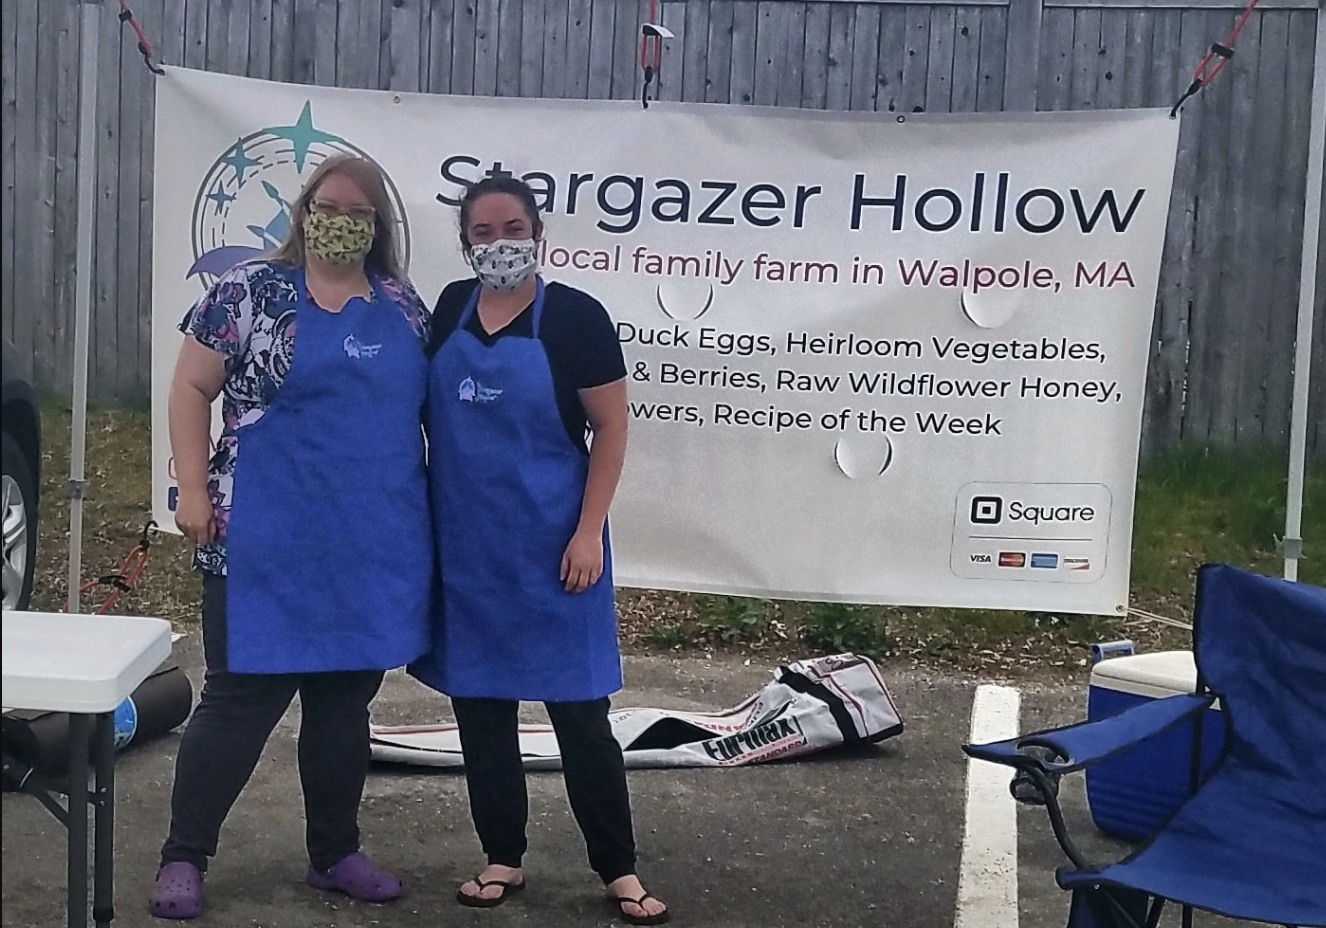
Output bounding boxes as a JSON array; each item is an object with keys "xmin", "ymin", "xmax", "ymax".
[
  {"xmin": 1281, "ymin": 9, "xmax": 1325, "ymax": 582},
  {"xmin": 67, "ymin": 0, "xmax": 103, "ymax": 614}
]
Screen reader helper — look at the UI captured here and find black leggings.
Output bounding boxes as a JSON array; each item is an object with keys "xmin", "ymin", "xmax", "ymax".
[
  {"xmin": 159, "ymin": 574, "xmax": 385, "ymax": 873},
  {"xmin": 452, "ymin": 696, "xmax": 637, "ymax": 884}
]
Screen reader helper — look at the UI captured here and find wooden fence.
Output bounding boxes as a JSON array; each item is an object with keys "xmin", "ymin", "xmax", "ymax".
[{"xmin": 2, "ymin": 0, "xmax": 1323, "ymax": 458}]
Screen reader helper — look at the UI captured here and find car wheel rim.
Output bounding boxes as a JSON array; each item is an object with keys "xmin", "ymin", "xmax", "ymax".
[{"xmin": 2, "ymin": 473, "xmax": 29, "ymax": 611}]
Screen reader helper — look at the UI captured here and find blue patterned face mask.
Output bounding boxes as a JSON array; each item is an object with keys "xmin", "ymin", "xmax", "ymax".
[{"xmin": 468, "ymin": 239, "xmax": 538, "ymax": 291}]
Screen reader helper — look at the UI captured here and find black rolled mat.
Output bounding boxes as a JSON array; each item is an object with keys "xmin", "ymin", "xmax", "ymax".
[{"xmin": 2, "ymin": 664, "xmax": 193, "ymax": 784}]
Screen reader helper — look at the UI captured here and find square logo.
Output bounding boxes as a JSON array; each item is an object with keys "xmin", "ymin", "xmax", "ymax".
[{"xmin": 970, "ymin": 496, "xmax": 1003, "ymax": 524}]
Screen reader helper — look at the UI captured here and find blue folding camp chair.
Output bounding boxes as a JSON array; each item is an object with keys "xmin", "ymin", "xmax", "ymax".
[{"xmin": 964, "ymin": 563, "xmax": 1326, "ymax": 928}]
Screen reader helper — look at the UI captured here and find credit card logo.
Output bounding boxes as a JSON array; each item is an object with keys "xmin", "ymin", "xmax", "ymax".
[
  {"xmin": 1063, "ymin": 557, "xmax": 1091, "ymax": 571},
  {"xmin": 1030, "ymin": 553, "xmax": 1059, "ymax": 569},
  {"xmin": 998, "ymin": 552, "xmax": 1026, "ymax": 568}
]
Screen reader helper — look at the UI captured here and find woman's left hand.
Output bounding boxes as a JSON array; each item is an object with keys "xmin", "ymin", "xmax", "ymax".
[{"xmin": 560, "ymin": 528, "xmax": 605, "ymax": 593}]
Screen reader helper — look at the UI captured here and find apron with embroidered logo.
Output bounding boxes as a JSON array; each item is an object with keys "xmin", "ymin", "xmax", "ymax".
[
  {"xmin": 412, "ymin": 278, "xmax": 622, "ymax": 701},
  {"xmin": 224, "ymin": 268, "xmax": 431, "ymax": 673}
]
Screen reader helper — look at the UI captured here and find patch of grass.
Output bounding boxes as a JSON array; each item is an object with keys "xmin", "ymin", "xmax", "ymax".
[
  {"xmin": 28, "ymin": 407, "xmax": 1325, "ymax": 676},
  {"xmin": 1130, "ymin": 446, "xmax": 1319, "ymax": 597},
  {"xmin": 644, "ymin": 624, "xmax": 688, "ymax": 649},
  {"xmin": 695, "ymin": 595, "xmax": 771, "ymax": 645},
  {"xmin": 30, "ymin": 405, "xmax": 199, "ymax": 623},
  {"xmin": 797, "ymin": 602, "xmax": 892, "ymax": 656}
]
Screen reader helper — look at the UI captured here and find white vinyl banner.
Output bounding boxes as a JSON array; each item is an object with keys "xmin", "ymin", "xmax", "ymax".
[{"xmin": 152, "ymin": 68, "xmax": 1179, "ymax": 615}]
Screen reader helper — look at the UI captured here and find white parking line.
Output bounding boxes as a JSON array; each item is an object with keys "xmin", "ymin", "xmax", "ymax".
[{"xmin": 954, "ymin": 683, "xmax": 1022, "ymax": 928}]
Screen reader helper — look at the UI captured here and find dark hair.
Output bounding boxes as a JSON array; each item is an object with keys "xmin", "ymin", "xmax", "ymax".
[{"xmin": 457, "ymin": 175, "xmax": 544, "ymax": 250}]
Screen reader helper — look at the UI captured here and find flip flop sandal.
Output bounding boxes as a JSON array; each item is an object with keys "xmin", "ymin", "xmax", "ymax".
[
  {"xmin": 609, "ymin": 892, "xmax": 671, "ymax": 926},
  {"xmin": 456, "ymin": 875, "xmax": 526, "ymax": 908}
]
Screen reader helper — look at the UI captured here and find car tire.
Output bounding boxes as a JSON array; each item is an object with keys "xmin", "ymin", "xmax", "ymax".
[{"xmin": 2, "ymin": 431, "xmax": 38, "ymax": 611}]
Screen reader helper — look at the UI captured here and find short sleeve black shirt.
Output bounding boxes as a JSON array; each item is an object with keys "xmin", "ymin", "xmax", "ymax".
[{"xmin": 426, "ymin": 278, "xmax": 627, "ymax": 454}]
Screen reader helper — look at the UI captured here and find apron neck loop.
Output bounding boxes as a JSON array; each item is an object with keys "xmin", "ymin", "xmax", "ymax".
[{"xmin": 461, "ymin": 276, "xmax": 546, "ymax": 335}]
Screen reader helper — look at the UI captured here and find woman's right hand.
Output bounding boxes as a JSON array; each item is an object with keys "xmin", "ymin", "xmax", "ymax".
[{"xmin": 174, "ymin": 490, "xmax": 217, "ymax": 545}]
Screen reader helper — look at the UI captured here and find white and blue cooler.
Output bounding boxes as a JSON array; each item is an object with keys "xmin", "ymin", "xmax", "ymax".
[{"xmin": 1085, "ymin": 650, "xmax": 1226, "ymax": 842}]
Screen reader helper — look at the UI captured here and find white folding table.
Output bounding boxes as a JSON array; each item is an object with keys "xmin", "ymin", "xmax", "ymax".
[{"xmin": 2, "ymin": 610, "xmax": 173, "ymax": 928}]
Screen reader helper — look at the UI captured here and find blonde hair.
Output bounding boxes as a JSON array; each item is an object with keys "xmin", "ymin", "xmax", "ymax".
[{"xmin": 268, "ymin": 153, "xmax": 405, "ymax": 278}]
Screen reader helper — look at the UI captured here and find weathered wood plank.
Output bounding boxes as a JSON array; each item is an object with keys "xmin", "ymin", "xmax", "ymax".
[
  {"xmin": 705, "ymin": 1, "xmax": 735, "ymax": 103},
  {"xmin": 849, "ymin": 3, "xmax": 882, "ymax": 111},
  {"xmin": 494, "ymin": 0, "xmax": 522, "ymax": 96},
  {"xmin": 874, "ymin": 4, "xmax": 907, "ymax": 113},
  {"xmin": 565, "ymin": 0, "xmax": 592, "ymax": 98},
  {"xmin": 270, "ymin": 0, "xmax": 296, "ymax": 82},
  {"xmin": 800, "ymin": 3, "xmax": 830, "ymax": 108},
  {"xmin": 975, "ymin": 6, "xmax": 1008, "ymax": 111},
  {"xmin": 948, "ymin": 6, "xmax": 981, "ymax": 112},
  {"xmin": 1070, "ymin": 9, "xmax": 1103, "ymax": 109},
  {"xmin": 519, "ymin": 0, "xmax": 546, "ymax": 96},
  {"xmin": 540, "ymin": 0, "xmax": 569, "ymax": 98},
  {"xmin": 1216, "ymin": 11, "xmax": 1269, "ymax": 443},
  {"xmin": 387, "ymin": 0, "xmax": 426, "ymax": 91},
  {"xmin": 118, "ymin": 6, "xmax": 151, "ymax": 400},
  {"xmin": 247, "ymin": 0, "xmax": 274, "ymax": 78},
  {"xmin": 93, "ymin": 6, "xmax": 124, "ymax": 397},
  {"xmin": 184, "ymin": 0, "xmax": 210, "ymax": 70},
  {"xmin": 654, "ymin": 0, "xmax": 687, "ymax": 102},
  {"xmin": 1182, "ymin": 10, "xmax": 1239, "ymax": 446},
  {"xmin": 926, "ymin": 5, "xmax": 957, "ymax": 112},
  {"xmin": 1263, "ymin": 11, "xmax": 1316, "ymax": 445},
  {"xmin": 1049, "ymin": 0, "xmax": 1316, "ymax": 9},
  {"xmin": 2, "ymin": 0, "xmax": 21, "ymax": 349},
  {"xmin": 1119, "ymin": 8, "xmax": 1154, "ymax": 107},
  {"xmin": 1093, "ymin": 8, "xmax": 1127, "ymax": 108},
  {"xmin": 137, "ymin": 0, "xmax": 166, "ymax": 399},
  {"xmin": 230, "ymin": 0, "xmax": 254, "ymax": 75},
  {"xmin": 898, "ymin": 4, "xmax": 929, "ymax": 112},
  {"xmin": 587, "ymin": 0, "xmax": 617, "ymax": 99},
  {"xmin": 10, "ymin": 0, "xmax": 40, "ymax": 378},
  {"xmin": 451, "ymin": 0, "xmax": 477, "ymax": 94},
  {"xmin": 1141, "ymin": 8, "xmax": 1193, "ymax": 455},
  {"xmin": 426, "ymin": 0, "xmax": 456, "ymax": 94},
  {"xmin": 1037, "ymin": 7, "xmax": 1074, "ymax": 111},
  {"xmin": 753, "ymin": 2, "xmax": 781, "ymax": 106},
  {"xmin": 31, "ymin": 0, "xmax": 60, "ymax": 388},
  {"xmin": 824, "ymin": 3, "xmax": 854, "ymax": 110},
  {"xmin": 610, "ymin": 0, "xmax": 643, "ymax": 101},
  {"xmin": 778, "ymin": 2, "xmax": 807, "ymax": 106},
  {"xmin": 1004, "ymin": 0, "xmax": 1043, "ymax": 110},
  {"xmin": 729, "ymin": 1, "xmax": 758, "ymax": 105},
  {"xmin": 679, "ymin": 0, "xmax": 711, "ymax": 102},
  {"xmin": 355, "ymin": 0, "xmax": 384, "ymax": 88},
  {"xmin": 204, "ymin": 0, "xmax": 232, "ymax": 75},
  {"xmin": 313, "ymin": 0, "xmax": 339, "ymax": 85},
  {"xmin": 291, "ymin": 0, "xmax": 318, "ymax": 84}
]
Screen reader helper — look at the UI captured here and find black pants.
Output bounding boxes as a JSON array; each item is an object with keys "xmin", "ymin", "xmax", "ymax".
[
  {"xmin": 159, "ymin": 574, "xmax": 385, "ymax": 873},
  {"xmin": 452, "ymin": 696, "xmax": 637, "ymax": 884}
]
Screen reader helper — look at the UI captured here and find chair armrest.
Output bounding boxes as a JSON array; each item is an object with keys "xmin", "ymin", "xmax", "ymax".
[{"xmin": 963, "ymin": 692, "xmax": 1214, "ymax": 775}]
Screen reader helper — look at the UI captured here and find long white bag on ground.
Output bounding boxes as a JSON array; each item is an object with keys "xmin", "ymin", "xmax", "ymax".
[{"xmin": 369, "ymin": 653, "xmax": 903, "ymax": 769}]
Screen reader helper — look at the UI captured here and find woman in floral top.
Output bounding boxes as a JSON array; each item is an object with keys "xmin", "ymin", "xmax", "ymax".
[{"xmin": 149, "ymin": 154, "xmax": 431, "ymax": 920}]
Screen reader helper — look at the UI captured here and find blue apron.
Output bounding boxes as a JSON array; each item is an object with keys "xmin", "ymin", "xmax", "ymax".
[
  {"xmin": 412, "ymin": 278, "xmax": 622, "ymax": 701},
  {"xmin": 224, "ymin": 268, "xmax": 431, "ymax": 674}
]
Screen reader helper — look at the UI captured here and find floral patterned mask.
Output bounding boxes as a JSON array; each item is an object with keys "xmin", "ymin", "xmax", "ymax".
[
  {"xmin": 303, "ymin": 212, "xmax": 375, "ymax": 266},
  {"xmin": 468, "ymin": 239, "xmax": 539, "ymax": 292}
]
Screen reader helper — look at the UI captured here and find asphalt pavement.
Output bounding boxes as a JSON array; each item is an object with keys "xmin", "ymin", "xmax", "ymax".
[{"xmin": 2, "ymin": 637, "xmax": 1248, "ymax": 927}]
